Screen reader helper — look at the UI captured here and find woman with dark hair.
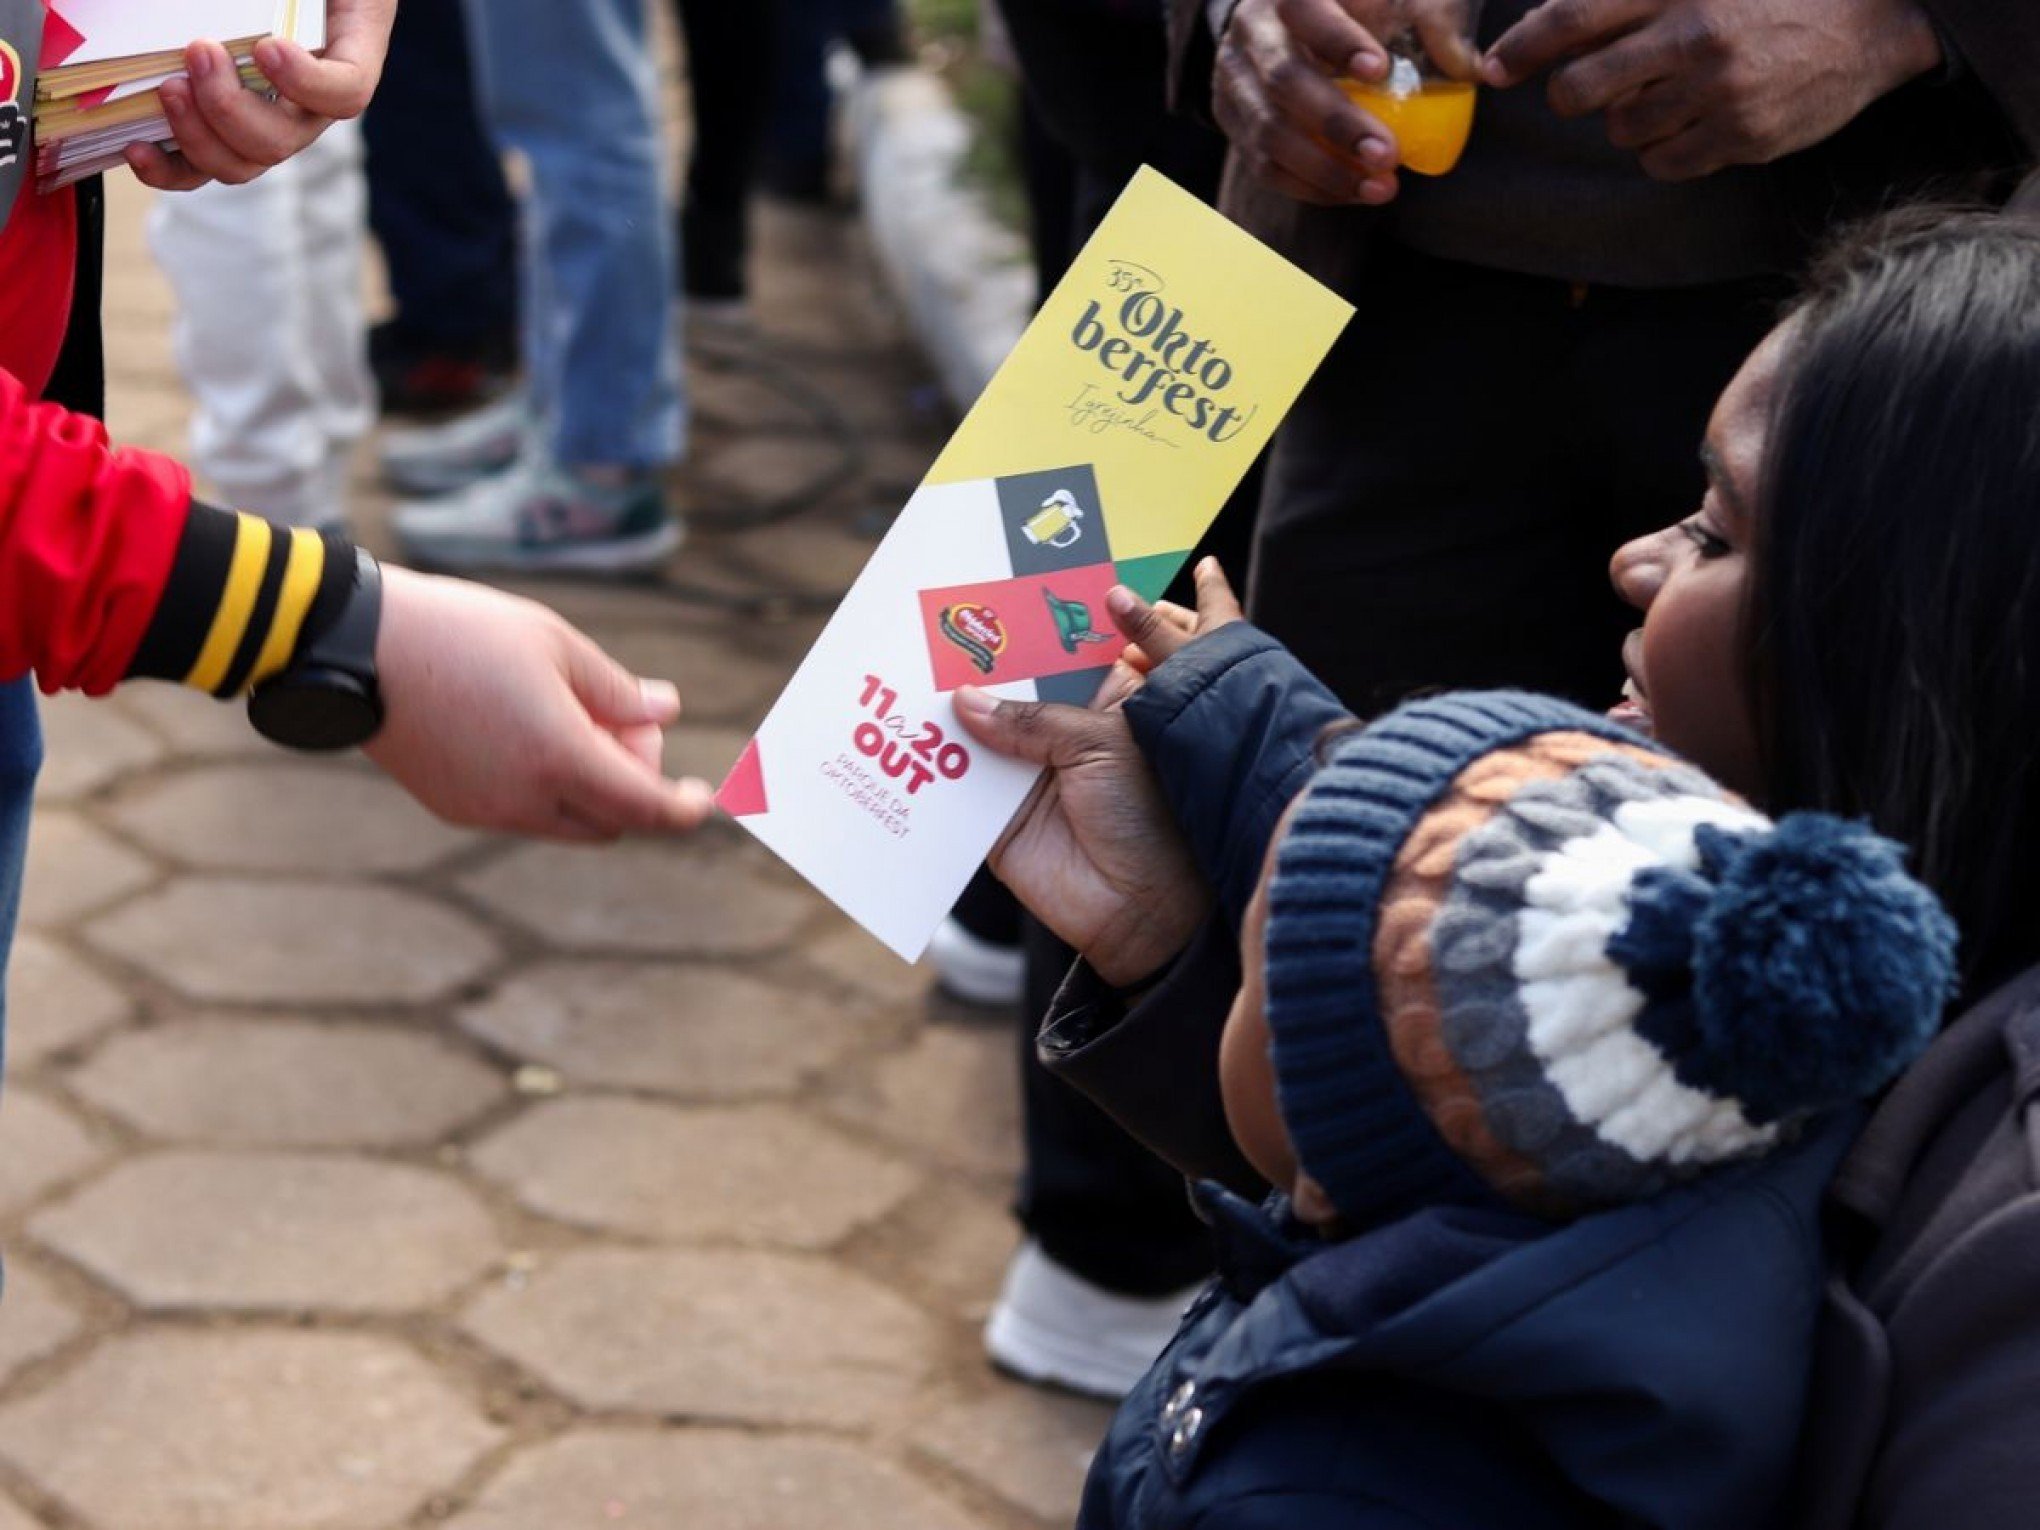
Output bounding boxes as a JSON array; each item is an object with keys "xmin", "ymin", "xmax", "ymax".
[{"xmin": 945, "ymin": 207, "xmax": 2040, "ymax": 1527}]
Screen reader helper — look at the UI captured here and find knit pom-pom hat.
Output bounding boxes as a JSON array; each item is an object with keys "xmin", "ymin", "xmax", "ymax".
[{"xmin": 1263, "ymin": 691, "xmax": 1958, "ymax": 1226}]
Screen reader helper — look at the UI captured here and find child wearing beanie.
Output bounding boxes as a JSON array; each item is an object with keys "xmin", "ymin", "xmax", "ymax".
[{"xmin": 1076, "ymin": 690, "xmax": 1956, "ymax": 1530}]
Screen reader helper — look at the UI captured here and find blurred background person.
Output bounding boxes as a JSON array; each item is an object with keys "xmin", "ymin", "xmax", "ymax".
[
  {"xmin": 673, "ymin": 0, "xmax": 778, "ymax": 319},
  {"xmin": 764, "ymin": 0, "xmax": 909, "ymax": 202},
  {"xmin": 148, "ymin": 121, "xmax": 375, "ymax": 533},
  {"xmin": 361, "ymin": 0, "xmax": 519, "ymax": 417},
  {"xmin": 387, "ymin": 0, "xmax": 685, "ymax": 575}
]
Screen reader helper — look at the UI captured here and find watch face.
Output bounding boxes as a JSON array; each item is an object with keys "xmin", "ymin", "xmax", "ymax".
[{"xmin": 247, "ymin": 671, "xmax": 384, "ymax": 752}]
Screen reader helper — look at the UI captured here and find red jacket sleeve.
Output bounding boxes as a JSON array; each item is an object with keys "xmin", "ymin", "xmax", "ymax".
[{"xmin": 0, "ymin": 364, "xmax": 191, "ymax": 695}]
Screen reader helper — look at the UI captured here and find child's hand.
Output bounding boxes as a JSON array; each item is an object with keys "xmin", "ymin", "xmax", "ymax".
[
  {"xmin": 1110, "ymin": 558, "xmax": 1247, "ymax": 681},
  {"xmin": 953, "ymin": 687, "xmax": 1210, "ymax": 989}
]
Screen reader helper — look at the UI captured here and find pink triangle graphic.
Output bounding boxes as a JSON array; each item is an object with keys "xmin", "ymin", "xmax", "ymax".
[
  {"xmin": 41, "ymin": 8, "xmax": 87, "ymax": 70},
  {"xmin": 716, "ymin": 738, "xmax": 770, "ymax": 818}
]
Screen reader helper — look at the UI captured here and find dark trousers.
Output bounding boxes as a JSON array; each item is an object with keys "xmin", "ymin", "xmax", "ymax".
[
  {"xmin": 1251, "ymin": 244, "xmax": 1789, "ymax": 716},
  {"xmin": 361, "ymin": 0, "xmax": 518, "ymax": 350},
  {"xmin": 768, "ymin": 0, "xmax": 900, "ymax": 179},
  {"xmin": 992, "ymin": 0, "xmax": 1238, "ymax": 1298},
  {"xmin": 673, "ymin": 0, "xmax": 776, "ymax": 298}
]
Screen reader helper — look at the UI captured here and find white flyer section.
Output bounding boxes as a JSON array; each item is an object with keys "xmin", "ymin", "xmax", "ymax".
[
  {"xmin": 725, "ymin": 479, "xmax": 1042, "ymax": 960},
  {"xmin": 48, "ymin": 0, "xmax": 320, "ymax": 64}
]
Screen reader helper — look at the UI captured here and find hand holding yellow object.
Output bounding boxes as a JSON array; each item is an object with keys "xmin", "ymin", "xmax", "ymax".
[{"xmin": 1341, "ymin": 0, "xmax": 1488, "ymax": 178}]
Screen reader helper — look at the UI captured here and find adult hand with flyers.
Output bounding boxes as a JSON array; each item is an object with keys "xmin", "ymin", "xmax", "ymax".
[
  {"xmin": 1483, "ymin": 0, "xmax": 1946, "ymax": 181},
  {"xmin": 954, "ymin": 560, "xmax": 1246, "ymax": 987},
  {"xmin": 126, "ymin": 0, "xmax": 396, "ymax": 189}
]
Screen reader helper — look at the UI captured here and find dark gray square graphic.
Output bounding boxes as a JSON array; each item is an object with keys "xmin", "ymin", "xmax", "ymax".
[{"xmin": 996, "ymin": 464, "xmax": 1111, "ymax": 579}]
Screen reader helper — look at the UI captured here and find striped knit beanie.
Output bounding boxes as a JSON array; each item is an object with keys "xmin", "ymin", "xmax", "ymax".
[{"xmin": 1264, "ymin": 692, "xmax": 1958, "ymax": 1225}]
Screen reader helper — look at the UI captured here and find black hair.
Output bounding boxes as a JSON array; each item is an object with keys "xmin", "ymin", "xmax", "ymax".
[{"xmin": 1752, "ymin": 209, "xmax": 2040, "ymax": 994}]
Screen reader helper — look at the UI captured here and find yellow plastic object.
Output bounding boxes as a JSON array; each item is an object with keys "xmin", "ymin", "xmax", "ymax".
[{"xmin": 1340, "ymin": 78, "xmax": 1478, "ymax": 177}]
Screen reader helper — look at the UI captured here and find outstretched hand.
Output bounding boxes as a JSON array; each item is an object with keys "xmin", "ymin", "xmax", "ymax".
[
  {"xmin": 364, "ymin": 567, "xmax": 716, "ymax": 842},
  {"xmin": 950, "ymin": 559, "xmax": 1247, "ymax": 986},
  {"xmin": 127, "ymin": 0, "xmax": 397, "ymax": 190}
]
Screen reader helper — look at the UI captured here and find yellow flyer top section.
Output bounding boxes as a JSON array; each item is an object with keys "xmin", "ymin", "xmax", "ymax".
[{"xmin": 926, "ymin": 167, "xmax": 1353, "ymax": 562}]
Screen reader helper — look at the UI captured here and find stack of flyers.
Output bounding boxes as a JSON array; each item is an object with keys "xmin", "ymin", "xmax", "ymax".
[{"xmin": 34, "ymin": 0, "xmax": 324, "ymax": 190}]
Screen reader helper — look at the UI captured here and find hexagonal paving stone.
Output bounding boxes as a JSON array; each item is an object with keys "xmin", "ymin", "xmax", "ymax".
[
  {"xmin": 69, "ymin": 1017, "xmax": 505, "ymax": 1147},
  {"xmin": 458, "ymin": 962, "xmax": 870, "ymax": 1099},
  {"xmin": 0, "ymin": 1263, "xmax": 83, "ymax": 1387},
  {"xmin": 107, "ymin": 763, "xmax": 477, "ymax": 874},
  {"xmin": 0, "ymin": 1094, "xmax": 104, "ymax": 1219},
  {"xmin": 855, "ymin": 1182, "xmax": 1019, "ymax": 1323},
  {"xmin": 915, "ymin": 1386, "xmax": 1115, "ymax": 1526},
  {"xmin": 804, "ymin": 919, "xmax": 938, "ymax": 1009},
  {"xmin": 3, "ymin": 933, "xmax": 135, "ymax": 1069},
  {"xmin": 105, "ymin": 680, "xmax": 275, "ymax": 758},
  {"xmin": 19, "ymin": 811, "xmax": 154, "ymax": 929},
  {"xmin": 470, "ymin": 1099, "xmax": 919, "ymax": 1248},
  {"xmin": 460, "ymin": 1248, "xmax": 939, "ymax": 1426},
  {"xmin": 33, "ymin": 693, "xmax": 165, "ymax": 802},
  {"xmin": 85, "ymin": 877, "xmax": 499, "ymax": 1005},
  {"xmin": 460, "ymin": 843, "xmax": 811, "ymax": 957},
  {"xmin": 0, "ymin": 1329, "xmax": 504, "ymax": 1530},
  {"xmin": 698, "ymin": 437, "xmax": 853, "ymax": 512},
  {"xmin": 690, "ymin": 357, "xmax": 820, "ymax": 432},
  {"xmin": 32, "ymin": 1151, "xmax": 502, "ymax": 1313},
  {"xmin": 450, "ymin": 1429, "xmax": 988, "ymax": 1530},
  {"xmin": 824, "ymin": 1026, "xmax": 1020, "ymax": 1180},
  {"xmin": 728, "ymin": 521, "xmax": 883, "ymax": 592}
]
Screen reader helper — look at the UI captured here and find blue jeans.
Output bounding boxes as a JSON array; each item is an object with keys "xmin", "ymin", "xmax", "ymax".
[
  {"xmin": 0, "ymin": 681, "xmax": 42, "ymax": 1073},
  {"xmin": 459, "ymin": 0, "xmax": 684, "ymax": 470}
]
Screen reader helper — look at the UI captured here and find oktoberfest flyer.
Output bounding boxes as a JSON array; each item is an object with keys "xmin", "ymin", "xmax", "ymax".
[{"xmin": 720, "ymin": 167, "xmax": 1353, "ymax": 959}]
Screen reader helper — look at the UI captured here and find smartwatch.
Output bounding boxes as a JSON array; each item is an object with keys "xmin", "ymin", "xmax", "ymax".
[{"xmin": 247, "ymin": 548, "xmax": 386, "ymax": 752}]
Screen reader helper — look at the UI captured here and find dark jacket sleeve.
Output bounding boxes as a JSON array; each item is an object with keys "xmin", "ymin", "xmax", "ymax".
[
  {"xmin": 1856, "ymin": 1207, "xmax": 2040, "ymax": 1530},
  {"xmin": 1921, "ymin": 0, "xmax": 2040, "ymax": 153},
  {"xmin": 1122, "ymin": 621, "xmax": 1353, "ymax": 931},
  {"xmin": 1787, "ymin": 969, "xmax": 2040, "ymax": 1530},
  {"xmin": 1039, "ymin": 916, "xmax": 1265, "ymax": 1194}
]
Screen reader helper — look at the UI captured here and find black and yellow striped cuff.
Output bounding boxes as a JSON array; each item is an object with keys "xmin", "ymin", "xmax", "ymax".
[{"xmin": 128, "ymin": 503, "xmax": 357, "ymax": 697}]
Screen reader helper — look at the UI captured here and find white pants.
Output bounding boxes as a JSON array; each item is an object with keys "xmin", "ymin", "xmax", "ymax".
[{"xmin": 148, "ymin": 121, "xmax": 376, "ymax": 528}]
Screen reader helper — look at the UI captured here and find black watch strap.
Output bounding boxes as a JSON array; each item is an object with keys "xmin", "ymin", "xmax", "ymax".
[{"xmin": 246, "ymin": 549, "xmax": 385, "ymax": 752}]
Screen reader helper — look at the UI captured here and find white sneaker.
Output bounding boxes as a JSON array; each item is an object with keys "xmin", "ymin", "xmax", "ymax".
[
  {"xmin": 380, "ymin": 389, "xmax": 535, "ymax": 497},
  {"xmin": 392, "ymin": 457, "xmax": 683, "ymax": 575},
  {"xmin": 984, "ymin": 1239, "xmax": 1202, "ymax": 1400},
  {"xmin": 929, "ymin": 915, "xmax": 1025, "ymax": 1007}
]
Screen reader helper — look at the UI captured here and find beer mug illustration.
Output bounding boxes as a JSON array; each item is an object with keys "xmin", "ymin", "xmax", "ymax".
[{"xmin": 1022, "ymin": 489, "xmax": 1086, "ymax": 550}]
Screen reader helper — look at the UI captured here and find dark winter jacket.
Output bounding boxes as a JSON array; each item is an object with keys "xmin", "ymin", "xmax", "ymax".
[
  {"xmin": 1061, "ymin": 622, "xmax": 1851, "ymax": 1526},
  {"xmin": 1786, "ymin": 963, "xmax": 2040, "ymax": 1530},
  {"xmin": 1080, "ymin": 1126, "xmax": 1854, "ymax": 1530}
]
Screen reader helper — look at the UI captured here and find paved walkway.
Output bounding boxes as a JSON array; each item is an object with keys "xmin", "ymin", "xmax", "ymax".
[{"xmin": 0, "ymin": 127, "xmax": 1114, "ymax": 1530}]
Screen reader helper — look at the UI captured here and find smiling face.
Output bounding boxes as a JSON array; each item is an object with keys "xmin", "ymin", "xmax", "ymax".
[{"xmin": 1607, "ymin": 321, "xmax": 1794, "ymax": 802}]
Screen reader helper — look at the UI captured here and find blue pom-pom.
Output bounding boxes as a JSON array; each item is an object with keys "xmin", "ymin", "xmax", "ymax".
[{"xmin": 1684, "ymin": 816, "xmax": 1958, "ymax": 1124}]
